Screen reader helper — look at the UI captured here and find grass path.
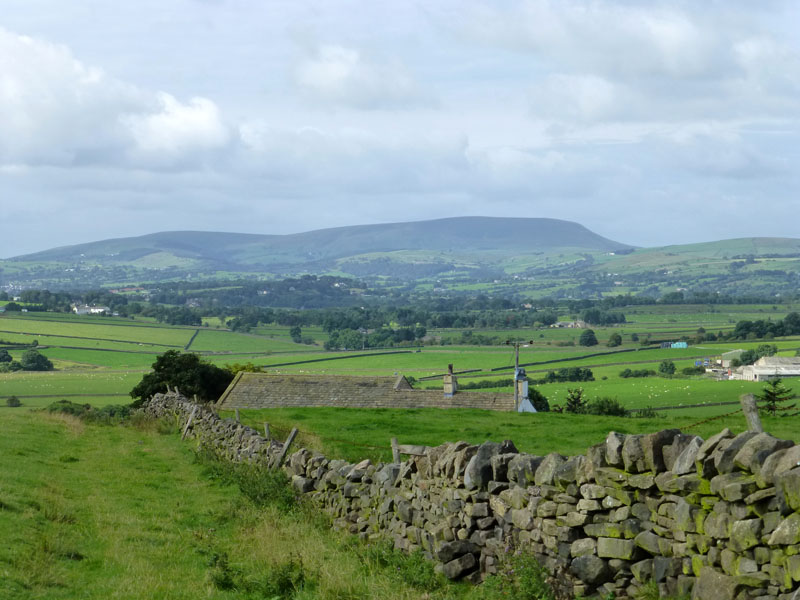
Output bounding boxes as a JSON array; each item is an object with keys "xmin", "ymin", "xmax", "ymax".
[{"xmin": 0, "ymin": 411, "xmax": 488, "ymax": 600}]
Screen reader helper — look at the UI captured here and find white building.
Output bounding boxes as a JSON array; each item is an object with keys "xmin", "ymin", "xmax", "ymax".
[
  {"xmin": 72, "ymin": 304, "xmax": 110, "ymax": 315},
  {"xmin": 733, "ymin": 356, "xmax": 800, "ymax": 382}
]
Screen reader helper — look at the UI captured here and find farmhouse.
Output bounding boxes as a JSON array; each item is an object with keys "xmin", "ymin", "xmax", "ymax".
[
  {"xmin": 731, "ymin": 356, "xmax": 800, "ymax": 381},
  {"xmin": 72, "ymin": 304, "xmax": 110, "ymax": 315},
  {"xmin": 216, "ymin": 370, "xmax": 524, "ymax": 412},
  {"xmin": 550, "ymin": 320, "xmax": 587, "ymax": 329}
]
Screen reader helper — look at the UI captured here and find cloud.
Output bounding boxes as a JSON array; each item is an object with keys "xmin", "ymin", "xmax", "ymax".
[
  {"xmin": 0, "ymin": 27, "xmax": 230, "ymax": 169},
  {"xmin": 293, "ymin": 44, "xmax": 435, "ymax": 109},
  {"xmin": 457, "ymin": 1, "xmax": 727, "ymax": 79},
  {"xmin": 122, "ymin": 93, "xmax": 231, "ymax": 164},
  {"xmin": 451, "ymin": 1, "xmax": 800, "ymax": 130}
]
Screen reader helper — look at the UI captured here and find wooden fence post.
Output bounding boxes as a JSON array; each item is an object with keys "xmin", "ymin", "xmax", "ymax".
[
  {"xmin": 181, "ymin": 406, "xmax": 198, "ymax": 440},
  {"xmin": 234, "ymin": 408, "xmax": 240, "ymax": 422},
  {"xmin": 741, "ymin": 393, "xmax": 764, "ymax": 433},
  {"xmin": 273, "ymin": 427, "xmax": 298, "ymax": 469},
  {"xmin": 391, "ymin": 437, "xmax": 401, "ymax": 463},
  {"xmin": 264, "ymin": 423, "xmax": 271, "ymax": 441}
]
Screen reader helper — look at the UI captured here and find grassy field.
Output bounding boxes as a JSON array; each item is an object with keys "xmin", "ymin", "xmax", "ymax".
[
  {"xmin": 0, "ymin": 410, "xmax": 486, "ymax": 600},
  {"xmin": 2, "ymin": 306, "xmax": 799, "ymax": 458},
  {"xmin": 0, "ymin": 315, "xmax": 195, "ymax": 347},
  {"xmin": 188, "ymin": 329, "xmax": 317, "ymax": 354},
  {"xmin": 223, "ymin": 404, "xmax": 800, "ymax": 465}
]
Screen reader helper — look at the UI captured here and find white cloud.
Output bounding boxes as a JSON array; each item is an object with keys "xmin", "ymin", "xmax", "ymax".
[
  {"xmin": 293, "ymin": 44, "xmax": 434, "ymax": 109},
  {"xmin": 458, "ymin": 1, "xmax": 725, "ymax": 79},
  {"xmin": 123, "ymin": 93, "xmax": 230, "ymax": 158},
  {"xmin": 0, "ymin": 27, "xmax": 230, "ymax": 169}
]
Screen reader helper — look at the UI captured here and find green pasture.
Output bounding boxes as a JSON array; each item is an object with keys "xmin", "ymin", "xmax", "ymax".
[
  {"xmin": 0, "ymin": 331, "xmax": 176, "ymax": 351},
  {"xmin": 534, "ymin": 377, "xmax": 764, "ymax": 410},
  {"xmin": 40, "ymin": 347, "xmax": 160, "ymax": 370},
  {"xmin": 225, "ymin": 404, "xmax": 800, "ymax": 464},
  {"xmin": 0, "ymin": 371, "xmax": 142, "ymax": 400},
  {"xmin": 252, "ymin": 324, "xmax": 330, "ymax": 343},
  {"xmin": 187, "ymin": 329, "xmax": 316, "ymax": 353},
  {"xmin": 0, "ymin": 315, "xmax": 194, "ymax": 347}
]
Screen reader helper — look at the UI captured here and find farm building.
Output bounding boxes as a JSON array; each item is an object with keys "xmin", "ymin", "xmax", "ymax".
[
  {"xmin": 731, "ymin": 356, "xmax": 800, "ymax": 382},
  {"xmin": 660, "ymin": 341, "xmax": 688, "ymax": 349},
  {"xmin": 719, "ymin": 349, "xmax": 745, "ymax": 368},
  {"xmin": 72, "ymin": 304, "xmax": 110, "ymax": 315},
  {"xmin": 216, "ymin": 371, "xmax": 523, "ymax": 412},
  {"xmin": 551, "ymin": 320, "xmax": 587, "ymax": 329}
]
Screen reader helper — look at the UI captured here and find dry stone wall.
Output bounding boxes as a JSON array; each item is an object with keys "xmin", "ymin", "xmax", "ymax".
[{"xmin": 143, "ymin": 393, "xmax": 800, "ymax": 600}]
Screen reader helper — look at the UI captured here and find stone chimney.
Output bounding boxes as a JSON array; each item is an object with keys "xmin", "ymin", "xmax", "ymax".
[
  {"xmin": 515, "ymin": 368, "xmax": 529, "ymax": 402},
  {"xmin": 443, "ymin": 364, "xmax": 458, "ymax": 397}
]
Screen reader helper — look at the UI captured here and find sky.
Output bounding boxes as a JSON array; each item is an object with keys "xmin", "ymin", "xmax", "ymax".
[{"xmin": 1, "ymin": 0, "xmax": 799, "ymax": 257}]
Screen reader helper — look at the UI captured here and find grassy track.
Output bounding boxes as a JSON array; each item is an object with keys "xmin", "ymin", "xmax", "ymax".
[{"xmin": 0, "ymin": 410, "xmax": 521, "ymax": 599}]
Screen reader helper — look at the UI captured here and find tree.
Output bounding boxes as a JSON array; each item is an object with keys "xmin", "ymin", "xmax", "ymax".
[
  {"xmin": 578, "ymin": 329, "xmax": 598, "ymax": 347},
  {"xmin": 20, "ymin": 349, "xmax": 53, "ymax": 371},
  {"xmin": 607, "ymin": 333, "xmax": 622, "ymax": 347},
  {"xmin": 658, "ymin": 360, "xmax": 676, "ymax": 376},
  {"xmin": 0, "ymin": 349, "xmax": 11, "ymax": 363},
  {"xmin": 6, "ymin": 395, "xmax": 21, "ymax": 407},
  {"xmin": 564, "ymin": 388, "xmax": 586, "ymax": 413},
  {"xmin": 757, "ymin": 378, "xmax": 795, "ymax": 416},
  {"xmin": 289, "ymin": 326, "xmax": 302, "ymax": 343},
  {"xmin": 129, "ymin": 351, "xmax": 234, "ymax": 407}
]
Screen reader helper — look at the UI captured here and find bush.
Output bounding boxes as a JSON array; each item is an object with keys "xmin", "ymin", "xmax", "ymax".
[
  {"xmin": 564, "ymin": 388, "xmax": 586, "ymax": 414},
  {"xmin": 658, "ymin": 360, "xmax": 676, "ymax": 376},
  {"xmin": 6, "ymin": 396, "xmax": 21, "ymax": 407},
  {"xmin": 578, "ymin": 329, "xmax": 598, "ymax": 347},
  {"xmin": 619, "ymin": 368, "xmax": 656, "ymax": 378},
  {"xmin": 681, "ymin": 366, "xmax": 705, "ymax": 376},
  {"xmin": 45, "ymin": 399, "xmax": 93, "ymax": 417},
  {"xmin": 584, "ymin": 397, "xmax": 628, "ymax": 417},
  {"xmin": 535, "ymin": 367, "xmax": 594, "ymax": 385},
  {"xmin": 461, "ymin": 378, "xmax": 514, "ymax": 390},
  {"xmin": 20, "ymin": 349, "xmax": 54, "ymax": 371},
  {"xmin": 633, "ymin": 406, "xmax": 663, "ymax": 419},
  {"xmin": 528, "ymin": 388, "xmax": 550, "ymax": 412},
  {"xmin": 43, "ymin": 400, "xmax": 131, "ymax": 424}
]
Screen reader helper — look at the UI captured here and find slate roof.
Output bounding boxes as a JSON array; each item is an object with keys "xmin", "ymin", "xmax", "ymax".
[{"xmin": 216, "ymin": 372, "xmax": 514, "ymax": 411}]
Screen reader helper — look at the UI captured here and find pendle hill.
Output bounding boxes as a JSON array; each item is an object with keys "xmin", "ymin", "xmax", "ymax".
[{"xmin": 3, "ymin": 216, "xmax": 800, "ymax": 297}]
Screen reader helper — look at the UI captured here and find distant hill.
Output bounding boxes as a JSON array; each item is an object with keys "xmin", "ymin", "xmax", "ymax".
[
  {"xmin": 9, "ymin": 217, "xmax": 632, "ymax": 270},
  {"xmin": 5, "ymin": 218, "xmax": 800, "ymax": 297}
]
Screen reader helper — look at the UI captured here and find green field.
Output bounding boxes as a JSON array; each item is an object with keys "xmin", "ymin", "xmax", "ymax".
[
  {"xmin": 222, "ymin": 403, "xmax": 799, "ymax": 464},
  {"xmin": 2, "ymin": 307, "xmax": 799, "ymax": 460},
  {"xmin": 0, "ymin": 314, "xmax": 195, "ymax": 346},
  {"xmin": 0, "ymin": 410, "xmax": 482, "ymax": 600},
  {"xmin": 188, "ymin": 329, "xmax": 317, "ymax": 354}
]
